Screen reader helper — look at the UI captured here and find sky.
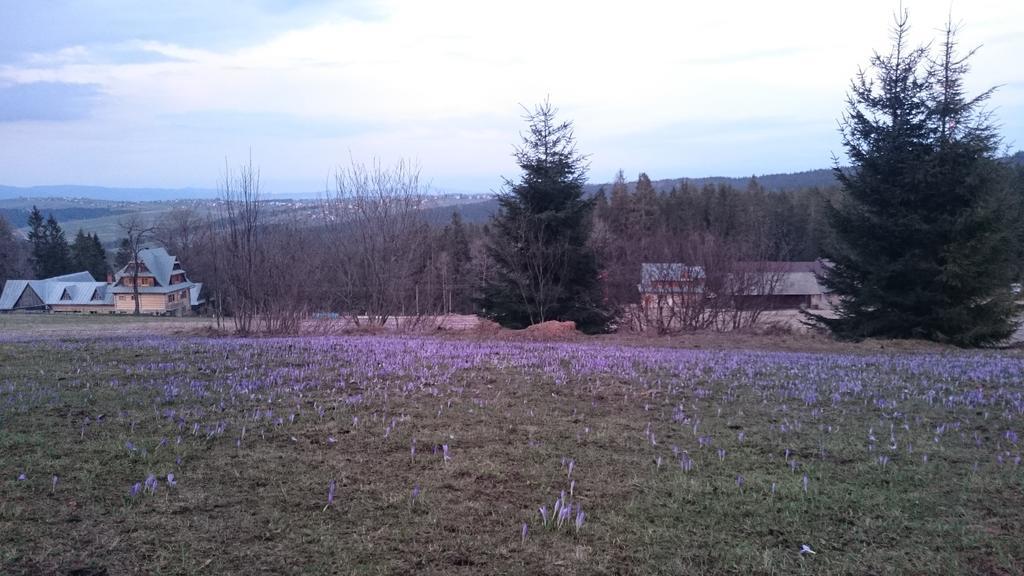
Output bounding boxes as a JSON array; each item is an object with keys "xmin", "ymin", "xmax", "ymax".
[{"xmin": 0, "ymin": 0, "xmax": 1022, "ymax": 195}]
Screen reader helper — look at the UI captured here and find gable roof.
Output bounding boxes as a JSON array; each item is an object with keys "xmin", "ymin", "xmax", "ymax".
[
  {"xmin": 0, "ymin": 280, "xmax": 32, "ymax": 310},
  {"xmin": 111, "ymin": 247, "xmax": 195, "ymax": 294},
  {"xmin": 637, "ymin": 261, "xmax": 832, "ymax": 298},
  {"xmin": 639, "ymin": 263, "xmax": 707, "ymax": 294},
  {"xmin": 0, "ymin": 272, "xmax": 113, "ymax": 310},
  {"xmin": 115, "ymin": 247, "xmax": 176, "ymax": 286},
  {"xmin": 140, "ymin": 247, "xmax": 175, "ymax": 287},
  {"xmin": 189, "ymin": 283, "xmax": 204, "ymax": 306}
]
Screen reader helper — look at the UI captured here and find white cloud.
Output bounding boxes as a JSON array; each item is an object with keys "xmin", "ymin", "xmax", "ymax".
[{"xmin": 0, "ymin": 0, "xmax": 1021, "ymax": 190}]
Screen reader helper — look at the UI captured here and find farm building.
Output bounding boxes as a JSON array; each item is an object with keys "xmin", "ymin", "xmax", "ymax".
[
  {"xmin": 110, "ymin": 247, "xmax": 201, "ymax": 314},
  {"xmin": 0, "ymin": 271, "xmax": 114, "ymax": 313},
  {"xmin": 638, "ymin": 263, "xmax": 706, "ymax": 309},
  {"xmin": 0, "ymin": 248, "xmax": 202, "ymax": 315},
  {"xmin": 730, "ymin": 260, "xmax": 838, "ymax": 310},
  {"xmin": 638, "ymin": 260, "xmax": 836, "ymax": 311}
]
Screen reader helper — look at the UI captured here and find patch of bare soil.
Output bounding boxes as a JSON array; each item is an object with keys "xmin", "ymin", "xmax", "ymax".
[{"xmin": 521, "ymin": 320, "xmax": 580, "ymax": 339}]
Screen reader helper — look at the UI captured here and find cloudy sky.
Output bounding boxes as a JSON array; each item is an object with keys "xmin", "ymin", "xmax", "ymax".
[{"xmin": 0, "ymin": 0, "xmax": 1021, "ymax": 195}]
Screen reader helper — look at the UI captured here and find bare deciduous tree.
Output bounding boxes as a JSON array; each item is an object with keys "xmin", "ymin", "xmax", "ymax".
[
  {"xmin": 117, "ymin": 214, "xmax": 156, "ymax": 315},
  {"xmin": 320, "ymin": 158, "xmax": 430, "ymax": 328},
  {"xmin": 219, "ymin": 156, "xmax": 262, "ymax": 334}
]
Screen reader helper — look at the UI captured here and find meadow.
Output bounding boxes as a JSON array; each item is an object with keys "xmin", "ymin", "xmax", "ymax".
[{"xmin": 1, "ymin": 329, "xmax": 1022, "ymax": 575}]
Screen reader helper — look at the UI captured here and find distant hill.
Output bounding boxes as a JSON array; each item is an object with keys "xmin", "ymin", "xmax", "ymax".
[
  {"xmin": 583, "ymin": 168, "xmax": 840, "ymax": 196},
  {"xmin": 0, "ymin": 206, "xmax": 131, "ymax": 228},
  {"xmin": 3, "ymin": 151, "xmax": 1018, "ymax": 227},
  {"xmin": 0, "ymin": 185, "xmax": 219, "ymax": 202}
]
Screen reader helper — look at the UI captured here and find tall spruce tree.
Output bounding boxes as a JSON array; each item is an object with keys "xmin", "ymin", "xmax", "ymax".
[
  {"xmin": 442, "ymin": 211, "xmax": 473, "ymax": 313},
  {"xmin": 42, "ymin": 214, "xmax": 72, "ymax": 278},
  {"xmin": 476, "ymin": 100, "xmax": 613, "ymax": 333},
  {"xmin": 114, "ymin": 237, "xmax": 133, "ymax": 270},
  {"xmin": 71, "ymin": 229, "xmax": 109, "ymax": 280},
  {"xmin": 27, "ymin": 206, "xmax": 46, "ymax": 278},
  {"xmin": 818, "ymin": 14, "xmax": 1020, "ymax": 346},
  {"xmin": 29, "ymin": 209, "xmax": 73, "ymax": 279}
]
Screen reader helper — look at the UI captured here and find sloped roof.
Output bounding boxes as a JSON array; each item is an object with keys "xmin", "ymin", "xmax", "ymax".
[
  {"xmin": 641, "ymin": 263, "xmax": 707, "ymax": 283},
  {"xmin": 741, "ymin": 272, "xmax": 827, "ymax": 296},
  {"xmin": 48, "ymin": 282, "xmax": 114, "ymax": 305},
  {"xmin": 637, "ymin": 262, "xmax": 831, "ymax": 298},
  {"xmin": 190, "ymin": 283, "xmax": 204, "ymax": 306},
  {"xmin": 639, "ymin": 263, "xmax": 706, "ymax": 294},
  {"xmin": 0, "ymin": 280, "xmax": 31, "ymax": 310},
  {"xmin": 733, "ymin": 261, "xmax": 828, "ymax": 275},
  {"xmin": 114, "ymin": 247, "xmax": 177, "ymax": 287},
  {"xmin": 0, "ymin": 272, "xmax": 112, "ymax": 310},
  {"xmin": 47, "ymin": 271, "xmax": 97, "ymax": 283}
]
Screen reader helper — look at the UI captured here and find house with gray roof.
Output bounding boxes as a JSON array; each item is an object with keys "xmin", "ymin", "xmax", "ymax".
[
  {"xmin": 0, "ymin": 271, "xmax": 115, "ymax": 313},
  {"xmin": 637, "ymin": 260, "xmax": 836, "ymax": 311},
  {"xmin": 110, "ymin": 247, "xmax": 201, "ymax": 314},
  {"xmin": 0, "ymin": 247, "xmax": 202, "ymax": 314}
]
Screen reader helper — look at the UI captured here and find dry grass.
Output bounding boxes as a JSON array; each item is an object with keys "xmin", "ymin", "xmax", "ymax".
[{"xmin": 1, "ymin": 318, "xmax": 1023, "ymax": 574}]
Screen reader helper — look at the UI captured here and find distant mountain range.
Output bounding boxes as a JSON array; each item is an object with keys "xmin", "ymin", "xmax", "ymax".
[
  {"xmin": 3, "ymin": 152, "xmax": 1020, "ymax": 228},
  {"xmin": 0, "ymin": 185, "xmax": 221, "ymax": 202}
]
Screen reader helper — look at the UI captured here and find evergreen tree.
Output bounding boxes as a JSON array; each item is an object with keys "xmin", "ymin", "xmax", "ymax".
[
  {"xmin": 476, "ymin": 100, "xmax": 613, "ymax": 333},
  {"xmin": 27, "ymin": 206, "xmax": 45, "ymax": 279},
  {"xmin": 0, "ymin": 215, "xmax": 30, "ymax": 284},
  {"xmin": 631, "ymin": 172, "xmax": 658, "ymax": 235},
  {"xmin": 593, "ymin": 186, "xmax": 609, "ymax": 222},
  {"xmin": 442, "ymin": 211, "xmax": 473, "ymax": 313},
  {"xmin": 71, "ymin": 229, "xmax": 109, "ymax": 280},
  {"xmin": 817, "ymin": 14, "xmax": 1020, "ymax": 346},
  {"xmin": 29, "ymin": 210, "xmax": 73, "ymax": 279},
  {"xmin": 114, "ymin": 237, "xmax": 133, "ymax": 270},
  {"xmin": 42, "ymin": 215, "xmax": 72, "ymax": 278},
  {"xmin": 607, "ymin": 170, "xmax": 630, "ymax": 234}
]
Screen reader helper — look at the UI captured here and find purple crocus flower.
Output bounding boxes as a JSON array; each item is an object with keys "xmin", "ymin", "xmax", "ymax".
[
  {"xmin": 802, "ymin": 474, "xmax": 809, "ymax": 494},
  {"xmin": 167, "ymin": 473, "xmax": 177, "ymax": 487},
  {"xmin": 539, "ymin": 505, "xmax": 549, "ymax": 526},
  {"xmin": 130, "ymin": 482, "xmax": 142, "ymax": 497},
  {"xmin": 442, "ymin": 444, "xmax": 450, "ymax": 463},
  {"xmin": 326, "ymin": 479, "xmax": 336, "ymax": 510},
  {"xmin": 574, "ymin": 508, "xmax": 586, "ymax": 532},
  {"xmin": 51, "ymin": 475, "xmax": 59, "ymax": 492},
  {"xmin": 17, "ymin": 472, "xmax": 26, "ymax": 481},
  {"xmin": 411, "ymin": 484, "xmax": 420, "ymax": 499},
  {"xmin": 521, "ymin": 522, "xmax": 528, "ymax": 543}
]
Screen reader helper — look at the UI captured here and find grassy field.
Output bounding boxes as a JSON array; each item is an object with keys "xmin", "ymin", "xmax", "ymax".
[{"xmin": 1, "ymin": 325, "xmax": 1023, "ymax": 575}]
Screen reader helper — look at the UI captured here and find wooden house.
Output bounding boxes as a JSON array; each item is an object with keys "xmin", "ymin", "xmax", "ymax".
[
  {"xmin": 110, "ymin": 248, "xmax": 201, "ymax": 314},
  {"xmin": 0, "ymin": 248, "xmax": 202, "ymax": 315}
]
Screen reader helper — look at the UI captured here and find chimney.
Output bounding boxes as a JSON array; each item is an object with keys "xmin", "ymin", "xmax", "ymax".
[{"xmin": 107, "ymin": 273, "xmax": 114, "ymax": 284}]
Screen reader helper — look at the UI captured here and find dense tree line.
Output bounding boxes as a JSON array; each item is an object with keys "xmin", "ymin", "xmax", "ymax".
[
  {"xmin": 2, "ymin": 207, "xmax": 109, "ymax": 281},
  {"xmin": 588, "ymin": 170, "xmax": 834, "ymax": 322}
]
